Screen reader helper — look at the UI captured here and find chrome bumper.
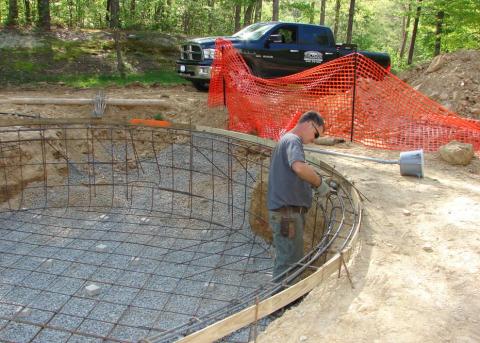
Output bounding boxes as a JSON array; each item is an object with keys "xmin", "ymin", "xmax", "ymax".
[{"xmin": 176, "ymin": 64, "xmax": 211, "ymax": 80}]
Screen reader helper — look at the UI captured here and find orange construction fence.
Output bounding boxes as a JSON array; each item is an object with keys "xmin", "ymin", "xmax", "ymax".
[{"xmin": 208, "ymin": 39, "xmax": 480, "ymax": 153}]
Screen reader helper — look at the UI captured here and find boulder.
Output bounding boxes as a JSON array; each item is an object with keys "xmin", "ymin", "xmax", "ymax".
[
  {"xmin": 439, "ymin": 141, "xmax": 474, "ymax": 165},
  {"xmin": 125, "ymin": 32, "xmax": 181, "ymax": 54},
  {"xmin": 314, "ymin": 136, "xmax": 345, "ymax": 146},
  {"xmin": 426, "ymin": 55, "xmax": 447, "ymax": 73}
]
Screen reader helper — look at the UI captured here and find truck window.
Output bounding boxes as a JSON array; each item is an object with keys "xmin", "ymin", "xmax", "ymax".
[
  {"xmin": 301, "ymin": 26, "xmax": 330, "ymax": 46},
  {"xmin": 270, "ymin": 27, "xmax": 297, "ymax": 44},
  {"xmin": 233, "ymin": 22, "xmax": 276, "ymax": 40}
]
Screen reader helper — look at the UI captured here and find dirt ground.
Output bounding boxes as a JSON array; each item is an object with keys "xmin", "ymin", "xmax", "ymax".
[
  {"xmin": 399, "ymin": 50, "xmax": 480, "ymax": 119},
  {"xmin": 0, "ymin": 82, "xmax": 479, "ymax": 342},
  {"xmin": 0, "ymin": 83, "xmax": 228, "ymax": 128}
]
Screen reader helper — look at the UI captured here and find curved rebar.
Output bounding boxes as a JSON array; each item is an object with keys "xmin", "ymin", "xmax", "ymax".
[{"xmin": 0, "ymin": 122, "xmax": 361, "ymax": 343}]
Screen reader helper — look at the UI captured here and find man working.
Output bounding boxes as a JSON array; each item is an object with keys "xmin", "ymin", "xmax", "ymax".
[{"xmin": 267, "ymin": 110, "xmax": 332, "ymax": 281}]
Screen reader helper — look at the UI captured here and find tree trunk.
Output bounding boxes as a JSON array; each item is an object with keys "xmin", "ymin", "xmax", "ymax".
[
  {"xmin": 37, "ymin": 0, "xmax": 51, "ymax": 31},
  {"xmin": 24, "ymin": 0, "xmax": 32, "ymax": 25},
  {"xmin": 272, "ymin": 0, "xmax": 279, "ymax": 21},
  {"xmin": 110, "ymin": 0, "xmax": 125, "ymax": 78},
  {"xmin": 254, "ymin": 0, "xmax": 262, "ymax": 22},
  {"xmin": 66, "ymin": 0, "xmax": 73, "ymax": 27},
  {"xmin": 434, "ymin": 10, "xmax": 444, "ymax": 57},
  {"xmin": 320, "ymin": 0, "xmax": 326, "ymax": 25},
  {"xmin": 114, "ymin": 30, "xmax": 125, "ymax": 78},
  {"xmin": 234, "ymin": 4, "xmax": 241, "ymax": 32},
  {"xmin": 244, "ymin": 1, "xmax": 254, "ymax": 27},
  {"xmin": 109, "ymin": 0, "xmax": 120, "ymax": 29},
  {"xmin": 130, "ymin": 0, "xmax": 135, "ymax": 13},
  {"xmin": 333, "ymin": 0, "xmax": 341, "ymax": 40},
  {"xmin": 309, "ymin": 2, "xmax": 315, "ymax": 24},
  {"xmin": 154, "ymin": 3, "xmax": 162, "ymax": 22},
  {"xmin": 346, "ymin": 0, "xmax": 355, "ymax": 44},
  {"xmin": 407, "ymin": 0, "xmax": 422, "ymax": 65},
  {"xmin": 7, "ymin": 0, "xmax": 19, "ymax": 27},
  {"xmin": 106, "ymin": 0, "xmax": 111, "ymax": 24},
  {"xmin": 75, "ymin": 0, "xmax": 86, "ymax": 27},
  {"xmin": 208, "ymin": 0, "xmax": 215, "ymax": 33},
  {"xmin": 183, "ymin": 10, "xmax": 190, "ymax": 34},
  {"xmin": 399, "ymin": 2, "xmax": 411, "ymax": 60}
]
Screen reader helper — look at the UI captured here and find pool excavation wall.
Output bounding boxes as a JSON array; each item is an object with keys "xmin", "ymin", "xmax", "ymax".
[{"xmin": 0, "ymin": 119, "xmax": 361, "ymax": 343}]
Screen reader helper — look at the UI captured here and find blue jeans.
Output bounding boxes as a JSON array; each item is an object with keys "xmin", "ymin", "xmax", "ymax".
[{"xmin": 269, "ymin": 210, "xmax": 305, "ymax": 281}]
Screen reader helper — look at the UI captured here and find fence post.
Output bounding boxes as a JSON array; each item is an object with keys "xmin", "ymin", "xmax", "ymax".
[
  {"xmin": 350, "ymin": 50, "xmax": 358, "ymax": 142},
  {"xmin": 222, "ymin": 46, "xmax": 227, "ymax": 107}
]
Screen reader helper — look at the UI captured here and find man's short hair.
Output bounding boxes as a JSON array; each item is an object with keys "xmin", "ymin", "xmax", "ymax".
[{"xmin": 298, "ymin": 110, "xmax": 324, "ymax": 127}]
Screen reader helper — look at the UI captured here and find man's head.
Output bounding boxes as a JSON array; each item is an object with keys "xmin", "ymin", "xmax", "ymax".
[{"xmin": 295, "ymin": 110, "xmax": 325, "ymax": 143}]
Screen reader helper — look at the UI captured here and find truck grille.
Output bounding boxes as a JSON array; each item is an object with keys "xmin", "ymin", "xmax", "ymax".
[{"xmin": 181, "ymin": 44, "xmax": 203, "ymax": 61}]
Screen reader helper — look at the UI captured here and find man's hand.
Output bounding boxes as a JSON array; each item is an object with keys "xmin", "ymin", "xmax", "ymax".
[{"xmin": 314, "ymin": 177, "xmax": 338, "ymax": 198}]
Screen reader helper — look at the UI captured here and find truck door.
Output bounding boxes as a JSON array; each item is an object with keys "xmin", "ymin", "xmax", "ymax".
[
  {"xmin": 298, "ymin": 25, "xmax": 339, "ymax": 70},
  {"xmin": 253, "ymin": 25, "xmax": 304, "ymax": 78}
]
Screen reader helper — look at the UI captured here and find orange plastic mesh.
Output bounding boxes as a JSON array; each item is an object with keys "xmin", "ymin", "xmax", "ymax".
[{"xmin": 208, "ymin": 39, "xmax": 480, "ymax": 153}]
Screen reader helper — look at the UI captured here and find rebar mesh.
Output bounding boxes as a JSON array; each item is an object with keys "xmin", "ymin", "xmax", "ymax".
[{"xmin": 0, "ymin": 122, "xmax": 361, "ymax": 343}]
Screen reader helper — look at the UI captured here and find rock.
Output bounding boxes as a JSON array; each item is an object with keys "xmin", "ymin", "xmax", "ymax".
[
  {"xmin": 130, "ymin": 257, "xmax": 141, "ymax": 265},
  {"xmin": 443, "ymin": 102, "xmax": 454, "ymax": 111},
  {"xmin": 314, "ymin": 136, "xmax": 345, "ymax": 146},
  {"xmin": 16, "ymin": 307, "xmax": 32, "ymax": 317},
  {"xmin": 413, "ymin": 84, "xmax": 422, "ymax": 91},
  {"xmin": 95, "ymin": 244, "xmax": 107, "ymax": 252},
  {"xmin": 43, "ymin": 258, "xmax": 54, "ymax": 266},
  {"xmin": 423, "ymin": 246, "xmax": 433, "ymax": 253},
  {"xmin": 439, "ymin": 141, "xmax": 474, "ymax": 166},
  {"xmin": 300, "ymin": 336, "xmax": 308, "ymax": 342},
  {"xmin": 439, "ymin": 92, "xmax": 449, "ymax": 100},
  {"xmin": 402, "ymin": 209, "xmax": 411, "ymax": 216},
  {"xmin": 426, "ymin": 55, "xmax": 446, "ymax": 73},
  {"xmin": 204, "ymin": 281, "xmax": 216, "ymax": 290},
  {"xmin": 126, "ymin": 81, "xmax": 145, "ymax": 88},
  {"xmin": 125, "ymin": 32, "xmax": 179, "ymax": 53},
  {"xmin": 85, "ymin": 284, "xmax": 101, "ymax": 296},
  {"xmin": 471, "ymin": 106, "xmax": 480, "ymax": 116}
]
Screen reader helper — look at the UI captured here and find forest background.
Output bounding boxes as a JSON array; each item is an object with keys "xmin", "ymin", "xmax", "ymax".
[{"xmin": 0, "ymin": 0, "xmax": 479, "ymax": 84}]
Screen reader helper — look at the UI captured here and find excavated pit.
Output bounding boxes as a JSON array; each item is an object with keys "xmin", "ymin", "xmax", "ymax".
[{"xmin": 0, "ymin": 122, "xmax": 361, "ymax": 342}]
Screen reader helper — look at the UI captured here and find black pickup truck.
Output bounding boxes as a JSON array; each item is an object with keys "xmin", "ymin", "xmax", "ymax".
[{"xmin": 176, "ymin": 22, "xmax": 391, "ymax": 90}]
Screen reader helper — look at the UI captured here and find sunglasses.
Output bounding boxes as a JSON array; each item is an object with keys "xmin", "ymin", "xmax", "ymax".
[{"xmin": 312, "ymin": 123, "xmax": 320, "ymax": 139}]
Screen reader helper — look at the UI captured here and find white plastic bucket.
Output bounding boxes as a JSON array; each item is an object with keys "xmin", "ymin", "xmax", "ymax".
[{"xmin": 399, "ymin": 149, "xmax": 424, "ymax": 178}]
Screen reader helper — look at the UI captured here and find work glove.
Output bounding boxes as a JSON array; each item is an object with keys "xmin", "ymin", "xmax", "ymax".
[{"xmin": 314, "ymin": 177, "xmax": 338, "ymax": 198}]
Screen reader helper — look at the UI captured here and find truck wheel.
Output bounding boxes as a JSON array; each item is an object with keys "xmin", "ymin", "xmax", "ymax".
[{"xmin": 192, "ymin": 80, "xmax": 209, "ymax": 91}]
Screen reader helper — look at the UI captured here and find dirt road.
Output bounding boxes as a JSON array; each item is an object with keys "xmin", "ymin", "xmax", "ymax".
[{"xmin": 0, "ymin": 84, "xmax": 479, "ymax": 342}]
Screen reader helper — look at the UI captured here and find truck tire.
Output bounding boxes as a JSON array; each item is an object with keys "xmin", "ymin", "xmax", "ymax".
[{"xmin": 192, "ymin": 80, "xmax": 209, "ymax": 91}]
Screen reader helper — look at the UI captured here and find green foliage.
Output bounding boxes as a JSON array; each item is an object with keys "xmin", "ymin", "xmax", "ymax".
[
  {"xmin": 56, "ymin": 70, "xmax": 186, "ymax": 88},
  {"xmin": 153, "ymin": 113, "xmax": 165, "ymax": 121},
  {"xmin": 0, "ymin": 0, "xmax": 478, "ymax": 71},
  {"xmin": 13, "ymin": 60, "xmax": 38, "ymax": 72}
]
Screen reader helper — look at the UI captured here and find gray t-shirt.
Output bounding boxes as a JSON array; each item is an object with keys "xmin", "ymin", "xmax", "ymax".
[{"xmin": 267, "ymin": 133, "xmax": 313, "ymax": 210}]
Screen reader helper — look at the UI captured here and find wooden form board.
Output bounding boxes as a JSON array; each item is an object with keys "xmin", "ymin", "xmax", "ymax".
[{"xmin": 0, "ymin": 98, "xmax": 167, "ymax": 106}]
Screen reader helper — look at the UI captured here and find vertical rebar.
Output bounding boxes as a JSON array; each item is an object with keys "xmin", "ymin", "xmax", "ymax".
[{"xmin": 40, "ymin": 127, "xmax": 48, "ymax": 208}]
